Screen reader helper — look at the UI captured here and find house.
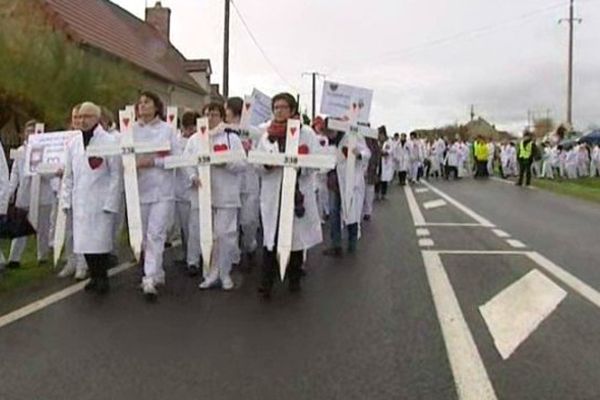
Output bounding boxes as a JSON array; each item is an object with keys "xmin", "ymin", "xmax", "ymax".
[{"xmin": 39, "ymin": 0, "xmax": 221, "ymax": 108}]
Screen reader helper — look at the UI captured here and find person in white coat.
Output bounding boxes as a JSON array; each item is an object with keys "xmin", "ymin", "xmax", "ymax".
[
  {"xmin": 225, "ymin": 97, "xmax": 260, "ymax": 268},
  {"xmin": 6, "ymin": 120, "xmax": 54, "ymax": 269},
  {"xmin": 322, "ymin": 118, "xmax": 371, "ymax": 257},
  {"xmin": 408, "ymin": 132, "xmax": 424, "ymax": 183},
  {"xmin": 444, "ymin": 139, "xmax": 461, "ymax": 180},
  {"xmin": 134, "ymin": 91, "xmax": 178, "ymax": 301},
  {"xmin": 394, "ymin": 133, "xmax": 411, "ymax": 186},
  {"xmin": 376, "ymin": 128, "xmax": 394, "ymax": 200},
  {"xmin": 57, "ymin": 104, "xmax": 89, "ymax": 280},
  {"xmin": 173, "ymin": 110, "xmax": 199, "ymax": 276},
  {"xmin": 61, "ymin": 102, "xmax": 121, "ymax": 294},
  {"xmin": 0, "ymin": 137, "xmax": 10, "ymax": 270},
  {"xmin": 186, "ymin": 103, "xmax": 246, "ymax": 291},
  {"xmin": 256, "ymin": 93, "xmax": 324, "ymax": 297},
  {"xmin": 591, "ymin": 144, "xmax": 600, "ymax": 177}
]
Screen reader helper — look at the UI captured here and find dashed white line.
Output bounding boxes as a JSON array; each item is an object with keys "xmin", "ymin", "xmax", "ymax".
[
  {"xmin": 506, "ymin": 239, "xmax": 527, "ymax": 249},
  {"xmin": 416, "ymin": 228, "xmax": 430, "ymax": 237},
  {"xmin": 424, "ymin": 223, "xmax": 487, "ymax": 227},
  {"xmin": 415, "ymin": 188, "xmax": 430, "ymax": 194},
  {"xmin": 419, "ymin": 238, "xmax": 435, "ymax": 247},
  {"xmin": 424, "ymin": 199, "xmax": 448, "ymax": 210}
]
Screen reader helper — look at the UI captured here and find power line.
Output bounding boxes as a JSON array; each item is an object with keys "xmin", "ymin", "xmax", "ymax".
[{"xmin": 230, "ymin": 0, "xmax": 299, "ymax": 92}]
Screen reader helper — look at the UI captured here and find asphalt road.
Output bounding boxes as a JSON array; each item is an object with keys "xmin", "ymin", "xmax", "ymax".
[{"xmin": 0, "ymin": 177, "xmax": 599, "ymax": 400}]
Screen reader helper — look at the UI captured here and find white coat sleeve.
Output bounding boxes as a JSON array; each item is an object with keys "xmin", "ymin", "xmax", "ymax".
[
  {"xmin": 0, "ymin": 140, "xmax": 10, "ymax": 214},
  {"xmin": 103, "ymin": 149, "xmax": 122, "ymax": 214},
  {"xmin": 224, "ymin": 134, "xmax": 247, "ymax": 174},
  {"xmin": 60, "ymin": 145, "xmax": 74, "ymax": 211},
  {"xmin": 183, "ymin": 135, "xmax": 198, "ymax": 186}
]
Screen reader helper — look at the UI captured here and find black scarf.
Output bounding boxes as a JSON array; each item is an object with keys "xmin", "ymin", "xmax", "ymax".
[{"xmin": 82, "ymin": 124, "xmax": 99, "ymax": 149}]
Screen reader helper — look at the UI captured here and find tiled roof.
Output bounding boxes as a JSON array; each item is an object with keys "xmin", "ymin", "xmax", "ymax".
[{"xmin": 40, "ymin": 0, "xmax": 206, "ymax": 94}]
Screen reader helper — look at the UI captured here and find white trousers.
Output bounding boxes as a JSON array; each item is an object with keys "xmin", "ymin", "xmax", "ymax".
[
  {"xmin": 9, "ymin": 204, "xmax": 52, "ymax": 262},
  {"xmin": 208, "ymin": 208, "xmax": 238, "ymax": 281},
  {"xmin": 239, "ymin": 192, "xmax": 259, "ymax": 254},
  {"xmin": 541, "ymin": 161, "xmax": 554, "ymax": 179},
  {"xmin": 141, "ymin": 201, "xmax": 174, "ymax": 283},
  {"xmin": 187, "ymin": 207, "xmax": 202, "ymax": 267},
  {"xmin": 410, "ymin": 161, "xmax": 421, "ymax": 181},
  {"xmin": 175, "ymin": 200, "xmax": 191, "ymax": 260},
  {"xmin": 316, "ymin": 176, "xmax": 330, "ymax": 218},
  {"xmin": 362, "ymin": 184, "xmax": 375, "ymax": 217}
]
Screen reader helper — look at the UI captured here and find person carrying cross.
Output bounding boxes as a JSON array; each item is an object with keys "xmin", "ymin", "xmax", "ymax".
[{"xmin": 256, "ymin": 93, "xmax": 325, "ymax": 297}]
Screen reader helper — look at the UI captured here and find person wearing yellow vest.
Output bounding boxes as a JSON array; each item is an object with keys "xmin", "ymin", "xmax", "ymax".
[
  {"xmin": 517, "ymin": 130, "xmax": 537, "ymax": 186},
  {"xmin": 473, "ymin": 136, "xmax": 489, "ymax": 178}
]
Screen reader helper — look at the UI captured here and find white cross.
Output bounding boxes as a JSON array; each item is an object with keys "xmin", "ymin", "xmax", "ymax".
[
  {"xmin": 247, "ymin": 119, "xmax": 336, "ymax": 280},
  {"xmin": 163, "ymin": 117, "xmax": 246, "ymax": 276},
  {"xmin": 26, "ymin": 123, "xmax": 48, "ymax": 231},
  {"xmin": 326, "ymin": 113, "xmax": 377, "ymax": 222},
  {"xmin": 81, "ymin": 109, "xmax": 171, "ymax": 260}
]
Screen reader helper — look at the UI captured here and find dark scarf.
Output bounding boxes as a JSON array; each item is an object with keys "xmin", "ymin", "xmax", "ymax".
[{"xmin": 82, "ymin": 123, "xmax": 99, "ymax": 149}]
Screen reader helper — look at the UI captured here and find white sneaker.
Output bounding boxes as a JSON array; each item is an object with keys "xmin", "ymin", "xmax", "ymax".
[
  {"xmin": 221, "ymin": 276, "xmax": 234, "ymax": 291},
  {"xmin": 199, "ymin": 270, "xmax": 219, "ymax": 290},
  {"xmin": 74, "ymin": 268, "xmax": 88, "ymax": 281},
  {"xmin": 142, "ymin": 278, "xmax": 158, "ymax": 295},
  {"xmin": 57, "ymin": 262, "xmax": 76, "ymax": 278}
]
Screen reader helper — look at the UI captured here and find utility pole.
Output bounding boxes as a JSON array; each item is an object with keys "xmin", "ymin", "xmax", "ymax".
[
  {"xmin": 223, "ymin": 0, "xmax": 230, "ymax": 98},
  {"xmin": 559, "ymin": 0, "xmax": 582, "ymax": 128},
  {"xmin": 302, "ymin": 72, "xmax": 324, "ymax": 120},
  {"xmin": 470, "ymin": 104, "xmax": 475, "ymax": 122}
]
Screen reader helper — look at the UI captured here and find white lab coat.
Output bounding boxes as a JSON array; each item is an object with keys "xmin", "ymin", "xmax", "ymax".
[
  {"xmin": 257, "ymin": 124, "xmax": 324, "ymax": 252},
  {"xmin": 133, "ymin": 118, "xmax": 177, "ymax": 204},
  {"xmin": 445, "ymin": 143, "xmax": 460, "ymax": 167},
  {"xmin": 335, "ymin": 133, "xmax": 371, "ymax": 225},
  {"xmin": 380, "ymin": 139, "xmax": 395, "ymax": 182},
  {"xmin": 394, "ymin": 141, "xmax": 411, "ymax": 172},
  {"xmin": 0, "ymin": 139, "xmax": 10, "ymax": 214},
  {"xmin": 61, "ymin": 126, "xmax": 121, "ymax": 254}
]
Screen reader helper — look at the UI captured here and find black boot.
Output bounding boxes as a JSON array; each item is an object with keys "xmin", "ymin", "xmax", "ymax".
[
  {"xmin": 84, "ymin": 264, "xmax": 98, "ymax": 293},
  {"xmin": 95, "ymin": 265, "xmax": 109, "ymax": 295}
]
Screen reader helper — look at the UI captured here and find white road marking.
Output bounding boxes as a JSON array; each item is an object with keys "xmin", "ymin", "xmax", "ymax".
[
  {"xmin": 479, "ymin": 269, "xmax": 567, "ymax": 360},
  {"xmin": 506, "ymin": 239, "xmax": 527, "ymax": 249},
  {"xmin": 423, "ymin": 223, "xmax": 486, "ymax": 227},
  {"xmin": 421, "ymin": 181, "xmax": 496, "ymax": 228},
  {"xmin": 0, "ymin": 262, "xmax": 136, "ymax": 330},
  {"xmin": 527, "ymin": 252, "xmax": 600, "ymax": 310},
  {"xmin": 491, "ymin": 177, "xmax": 537, "ymax": 190},
  {"xmin": 435, "ymin": 250, "xmax": 528, "ymax": 256},
  {"xmin": 404, "ymin": 185, "xmax": 426, "ymax": 226},
  {"xmin": 415, "ymin": 188, "xmax": 430, "ymax": 193},
  {"xmin": 424, "ymin": 199, "xmax": 448, "ymax": 210},
  {"xmin": 419, "ymin": 238, "xmax": 435, "ymax": 247},
  {"xmin": 422, "ymin": 251, "xmax": 498, "ymax": 400},
  {"xmin": 492, "ymin": 229, "xmax": 511, "ymax": 238},
  {"xmin": 416, "ymin": 228, "xmax": 430, "ymax": 237}
]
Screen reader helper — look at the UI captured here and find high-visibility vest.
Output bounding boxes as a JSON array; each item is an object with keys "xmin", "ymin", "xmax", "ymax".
[
  {"xmin": 519, "ymin": 141, "xmax": 533, "ymax": 159},
  {"xmin": 474, "ymin": 142, "xmax": 488, "ymax": 161}
]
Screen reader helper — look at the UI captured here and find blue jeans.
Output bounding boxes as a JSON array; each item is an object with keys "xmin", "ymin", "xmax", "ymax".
[{"xmin": 329, "ymin": 190, "xmax": 358, "ymax": 249}]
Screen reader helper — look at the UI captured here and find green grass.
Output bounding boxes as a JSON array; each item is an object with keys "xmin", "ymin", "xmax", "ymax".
[
  {"xmin": 533, "ymin": 177, "xmax": 600, "ymax": 204},
  {"xmin": 0, "ymin": 238, "xmax": 54, "ymax": 295}
]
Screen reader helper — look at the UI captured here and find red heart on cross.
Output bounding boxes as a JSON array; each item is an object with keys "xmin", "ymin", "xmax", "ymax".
[
  {"xmin": 342, "ymin": 146, "xmax": 348, "ymax": 159},
  {"xmin": 245, "ymin": 103, "xmax": 251, "ymax": 111},
  {"xmin": 169, "ymin": 114, "xmax": 175, "ymax": 123},
  {"xmin": 298, "ymin": 144, "xmax": 309, "ymax": 155},
  {"xmin": 88, "ymin": 157, "xmax": 103, "ymax": 170},
  {"xmin": 213, "ymin": 144, "xmax": 229, "ymax": 152},
  {"xmin": 290, "ymin": 127, "xmax": 297, "ymax": 136},
  {"xmin": 200, "ymin": 126, "xmax": 207, "ymax": 135},
  {"xmin": 319, "ymin": 140, "xmax": 326, "ymax": 147},
  {"xmin": 352, "ymin": 103, "xmax": 357, "ymax": 110},
  {"xmin": 123, "ymin": 118, "xmax": 130, "ymax": 127}
]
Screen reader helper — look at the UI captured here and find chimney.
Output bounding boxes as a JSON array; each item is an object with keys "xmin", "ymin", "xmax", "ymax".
[{"xmin": 145, "ymin": 1, "xmax": 171, "ymax": 41}]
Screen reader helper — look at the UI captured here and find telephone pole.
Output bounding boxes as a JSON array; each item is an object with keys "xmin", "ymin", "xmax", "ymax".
[
  {"xmin": 559, "ymin": 0, "xmax": 582, "ymax": 128},
  {"xmin": 302, "ymin": 72, "xmax": 324, "ymax": 120},
  {"xmin": 223, "ymin": 0, "xmax": 230, "ymax": 98}
]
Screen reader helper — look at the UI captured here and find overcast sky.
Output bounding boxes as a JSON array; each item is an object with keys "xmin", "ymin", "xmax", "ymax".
[{"xmin": 113, "ymin": 0, "xmax": 600, "ymax": 134}]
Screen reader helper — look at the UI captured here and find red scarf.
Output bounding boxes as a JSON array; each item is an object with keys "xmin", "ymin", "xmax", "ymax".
[{"xmin": 267, "ymin": 120, "xmax": 288, "ymax": 138}]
